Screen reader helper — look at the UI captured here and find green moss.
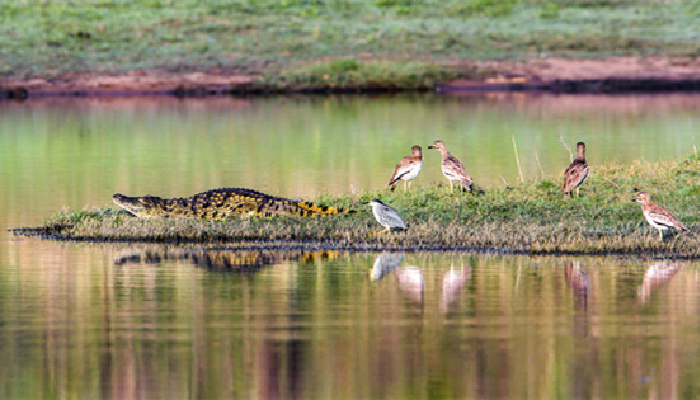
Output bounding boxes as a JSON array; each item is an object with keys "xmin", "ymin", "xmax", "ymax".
[{"xmin": 28, "ymin": 156, "xmax": 699, "ymax": 257}]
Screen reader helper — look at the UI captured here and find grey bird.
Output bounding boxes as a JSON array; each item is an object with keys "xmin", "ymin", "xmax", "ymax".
[{"xmin": 367, "ymin": 199, "xmax": 407, "ymax": 234}]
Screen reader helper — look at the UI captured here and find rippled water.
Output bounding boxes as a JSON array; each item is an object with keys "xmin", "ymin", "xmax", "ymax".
[{"xmin": 1, "ymin": 94, "xmax": 699, "ymax": 398}]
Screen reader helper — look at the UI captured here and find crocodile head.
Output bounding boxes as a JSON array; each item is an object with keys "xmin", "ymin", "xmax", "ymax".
[{"xmin": 113, "ymin": 193, "xmax": 153, "ymax": 218}]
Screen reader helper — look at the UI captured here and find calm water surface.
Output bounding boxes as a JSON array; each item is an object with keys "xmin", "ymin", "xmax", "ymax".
[
  {"xmin": 0, "ymin": 94, "xmax": 699, "ymax": 398},
  {"xmin": 1, "ymin": 244, "xmax": 699, "ymax": 398}
]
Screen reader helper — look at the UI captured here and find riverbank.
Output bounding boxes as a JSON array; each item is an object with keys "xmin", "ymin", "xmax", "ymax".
[
  {"xmin": 2, "ymin": 57, "xmax": 700, "ymax": 98},
  {"xmin": 14, "ymin": 156, "xmax": 699, "ymax": 257},
  {"xmin": 2, "ymin": 1, "xmax": 700, "ymax": 97}
]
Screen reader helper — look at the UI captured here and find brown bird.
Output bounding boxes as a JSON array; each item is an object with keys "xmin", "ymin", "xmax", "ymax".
[
  {"xmin": 388, "ymin": 145, "xmax": 423, "ymax": 192},
  {"xmin": 427, "ymin": 140, "xmax": 472, "ymax": 192},
  {"xmin": 631, "ymin": 191, "xmax": 688, "ymax": 240},
  {"xmin": 562, "ymin": 141, "xmax": 589, "ymax": 199}
]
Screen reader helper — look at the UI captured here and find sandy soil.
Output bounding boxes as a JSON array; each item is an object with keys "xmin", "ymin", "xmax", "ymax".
[
  {"xmin": 466, "ymin": 56, "xmax": 700, "ymax": 80},
  {"xmin": 1, "ymin": 56, "xmax": 699, "ymax": 97}
]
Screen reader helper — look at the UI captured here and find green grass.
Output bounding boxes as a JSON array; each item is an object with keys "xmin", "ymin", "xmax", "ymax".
[
  {"xmin": 0, "ymin": 0, "xmax": 698, "ymax": 84},
  {"xmin": 25, "ymin": 155, "xmax": 699, "ymax": 257}
]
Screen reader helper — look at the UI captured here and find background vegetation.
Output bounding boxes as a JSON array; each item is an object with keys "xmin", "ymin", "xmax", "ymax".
[{"xmin": 1, "ymin": 0, "xmax": 698, "ymax": 81}]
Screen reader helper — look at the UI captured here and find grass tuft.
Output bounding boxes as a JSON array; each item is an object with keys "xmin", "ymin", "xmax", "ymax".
[{"xmin": 269, "ymin": 59, "xmax": 460, "ymax": 91}]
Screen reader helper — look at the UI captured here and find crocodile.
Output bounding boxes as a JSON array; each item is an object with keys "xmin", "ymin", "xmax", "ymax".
[{"xmin": 113, "ymin": 187, "xmax": 352, "ymax": 219}]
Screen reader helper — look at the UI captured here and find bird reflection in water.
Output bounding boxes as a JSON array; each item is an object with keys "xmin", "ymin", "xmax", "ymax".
[
  {"xmin": 371, "ymin": 252, "xmax": 423, "ymax": 304},
  {"xmin": 394, "ymin": 266, "xmax": 425, "ymax": 305},
  {"xmin": 370, "ymin": 252, "xmax": 405, "ymax": 281},
  {"xmin": 564, "ymin": 261, "xmax": 590, "ymax": 311},
  {"xmin": 113, "ymin": 246, "xmax": 339, "ymax": 270},
  {"xmin": 370, "ymin": 253, "xmax": 471, "ymax": 311},
  {"xmin": 440, "ymin": 263, "xmax": 471, "ymax": 313},
  {"xmin": 638, "ymin": 261, "xmax": 680, "ymax": 303}
]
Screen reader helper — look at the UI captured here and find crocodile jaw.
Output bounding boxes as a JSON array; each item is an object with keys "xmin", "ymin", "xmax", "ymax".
[{"xmin": 112, "ymin": 194, "xmax": 150, "ymax": 218}]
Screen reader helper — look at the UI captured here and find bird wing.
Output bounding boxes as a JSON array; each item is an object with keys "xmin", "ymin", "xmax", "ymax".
[
  {"xmin": 562, "ymin": 161, "xmax": 588, "ymax": 192},
  {"xmin": 647, "ymin": 204, "xmax": 684, "ymax": 229},
  {"xmin": 377, "ymin": 203, "xmax": 407, "ymax": 229},
  {"xmin": 389, "ymin": 156, "xmax": 419, "ymax": 185},
  {"xmin": 443, "ymin": 155, "xmax": 471, "ymax": 180}
]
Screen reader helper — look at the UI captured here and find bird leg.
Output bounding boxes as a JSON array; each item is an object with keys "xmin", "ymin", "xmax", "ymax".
[
  {"xmin": 403, "ymin": 180, "xmax": 407, "ymax": 192},
  {"xmin": 449, "ymin": 181, "xmax": 453, "ymax": 191},
  {"xmin": 658, "ymin": 229, "xmax": 664, "ymax": 241},
  {"xmin": 576, "ymin": 187, "xmax": 580, "ymax": 198},
  {"xmin": 375, "ymin": 228, "xmax": 390, "ymax": 235}
]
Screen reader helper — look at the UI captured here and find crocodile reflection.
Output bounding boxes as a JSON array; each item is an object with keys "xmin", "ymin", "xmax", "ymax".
[
  {"xmin": 638, "ymin": 261, "xmax": 680, "ymax": 303},
  {"xmin": 114, "ymin": 247, "xmax": 339, "ymax": 270},
  {"xmin": 564, "ymin": 261, "xmax": 590, "ymax": 311}
]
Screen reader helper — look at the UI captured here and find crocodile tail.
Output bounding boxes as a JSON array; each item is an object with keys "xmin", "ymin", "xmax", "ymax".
[{"xmin": 293, "ymin": 201, "xmax": 354, "ymax": 216}]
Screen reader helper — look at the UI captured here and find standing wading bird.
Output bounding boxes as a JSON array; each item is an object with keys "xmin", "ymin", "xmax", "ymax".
[
  {"xmin": 562, "ymin": 141, "xmax": 589, "ymax": 199},
  {"xmin": 631, "ymin": 191, "xmax": 687, "ymax": 241},
  {"xmin": 367, "ymin": 199, "xmax": 407, "ymax": 235},
  {"xmin": 388, "ymin": 145, "xmax": 423, "ymax": 192},
  {"xmin": 427, "ymin": 140, "xmax": 472, "ymax": 192}
]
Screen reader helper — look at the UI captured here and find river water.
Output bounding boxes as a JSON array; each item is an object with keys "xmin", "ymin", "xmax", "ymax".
[{"xmin": 0, "ymin": 94, "xmax": 698, "ymax": 398}]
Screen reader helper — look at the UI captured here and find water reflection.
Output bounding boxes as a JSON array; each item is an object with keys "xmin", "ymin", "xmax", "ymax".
[
  {"xmin": 440, "ymin": 263, "xmax": 471, "ymax": 312},
  {"xmin": 1, "ymin": 243, "xmax": 699, "ymax": 399},
  {"xmin": 112, "ymin": 246, "xmax": 338, "ymax": 271},
  {"xmin": 370, "ymin": 253, "xmax": 471, "ymax": 311},
  {"xmin": 394, "ymin": 266, "xmax": 425, "ymax": 306},
  {"xmin": 564, "ymin": 261, "xmax": 590, "ymax": 311},
  {"xmin": 638, "ymin": 261, "xmax": 681, "ymax": 303},
  {"xmin": 370, "ymin": 252, "xmax": 405, "ymax": 281}
]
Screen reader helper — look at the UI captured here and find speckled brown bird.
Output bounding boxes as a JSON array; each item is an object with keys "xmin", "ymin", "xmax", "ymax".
[
  {"xmin": 388, "ymin": 145, "xmax": 423, "ymax": 192},
  {"xmin": 427, "ymin": 140, "xmax": 472, "ymax": 192},
  {"xmin": 631, "ymin": 191, "xmax": 687, "ymax": 240},
  {"xmin": 562, "ymin": 141, "xmax": 589, "ymax": 199}
]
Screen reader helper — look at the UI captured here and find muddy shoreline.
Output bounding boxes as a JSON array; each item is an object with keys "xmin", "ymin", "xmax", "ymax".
[
  {"xmin": 3, "ymin": 57, "xmax": 700, "ymax": 98},
  {"xmin": 10, "ymin": 227, "xmax": 698, "ymax": 260}
]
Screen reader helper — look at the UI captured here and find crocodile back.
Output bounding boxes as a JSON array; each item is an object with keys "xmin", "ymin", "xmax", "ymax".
[{"xmin": 114, "ymin": 188, "xmax": 352, "ymax": 219}]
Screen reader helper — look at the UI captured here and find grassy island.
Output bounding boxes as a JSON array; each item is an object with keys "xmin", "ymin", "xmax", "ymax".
[{"xmin": 15, "ymin": 155, "xmax": 699, "ymax": 257}]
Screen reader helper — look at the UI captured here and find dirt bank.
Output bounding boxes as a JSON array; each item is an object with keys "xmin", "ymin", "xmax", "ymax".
[{"xmin": 2, "ymin": 57, "xmax": 700, "ymax": 98}]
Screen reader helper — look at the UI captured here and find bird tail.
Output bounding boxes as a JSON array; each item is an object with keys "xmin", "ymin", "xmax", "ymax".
[
  {"xmin": 389, "ymin": 182, "xmax": 397, "ymax": 192},
  {"xmin": 460, "ymin": 178, "xmax": 472, "ymax": 192}
]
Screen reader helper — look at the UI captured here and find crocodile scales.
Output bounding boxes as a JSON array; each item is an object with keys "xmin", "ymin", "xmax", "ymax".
[{"xmin": 113, "ymin": 187, "xmax": 351, "ymax": 219}]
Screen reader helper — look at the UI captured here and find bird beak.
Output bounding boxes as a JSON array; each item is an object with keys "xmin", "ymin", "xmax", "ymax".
[
  {"xmin": 427, "ymin": 145, "xmax": 436, "ymax": 149},
  {"xmin": 630, "ymin": 197, "xmax": 638, "ymax": 202}
]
